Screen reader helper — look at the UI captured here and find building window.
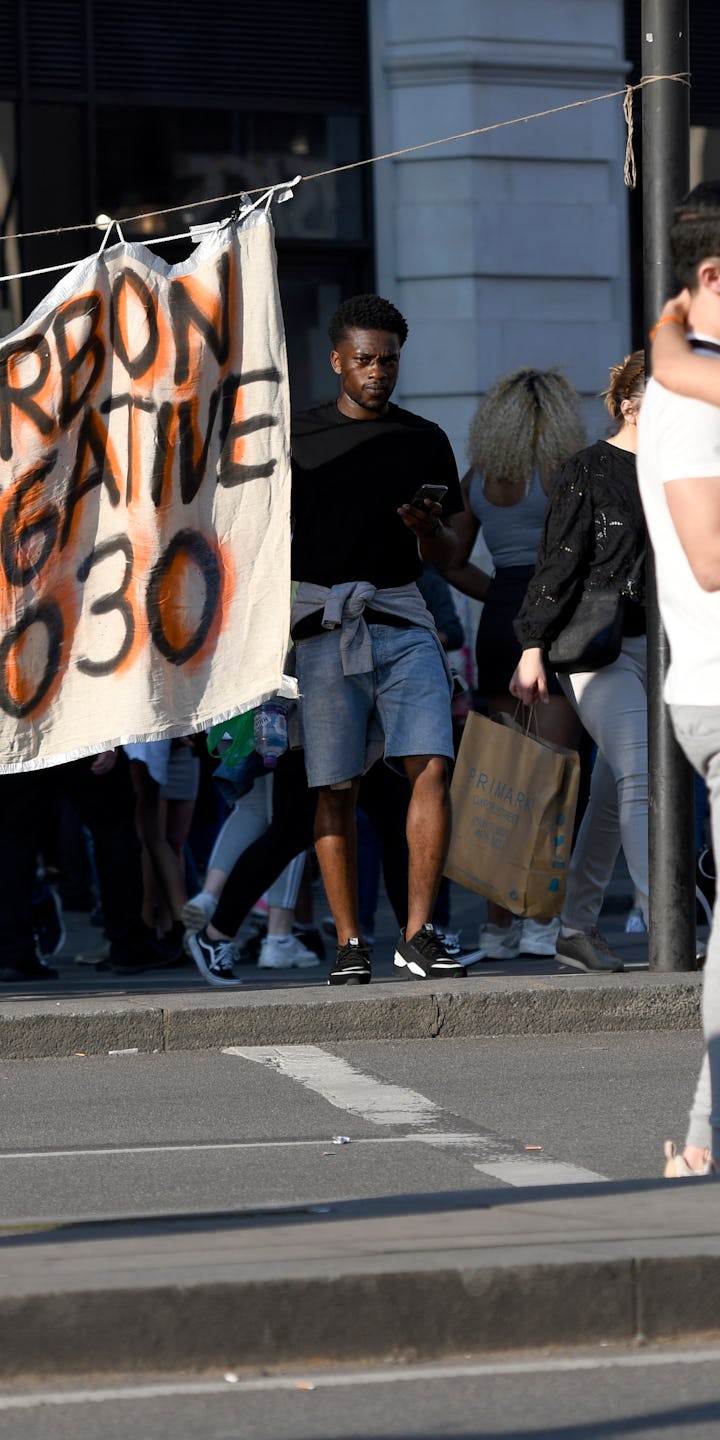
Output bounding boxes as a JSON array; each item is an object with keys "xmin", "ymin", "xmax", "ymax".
[{"xmin": 94, "ymin": 106, "xmax": 367, "ymax": 245}]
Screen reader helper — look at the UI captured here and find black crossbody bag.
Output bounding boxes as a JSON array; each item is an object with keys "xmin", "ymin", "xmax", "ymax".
[{"xmin": 547, "ymin": 551, "xmax": 645, "ymax": 675}]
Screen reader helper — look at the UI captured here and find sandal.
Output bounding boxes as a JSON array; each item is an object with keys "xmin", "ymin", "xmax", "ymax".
[{"xmin": 663, "ymin": 1139, "xmax": 711, "ymax": 1177}]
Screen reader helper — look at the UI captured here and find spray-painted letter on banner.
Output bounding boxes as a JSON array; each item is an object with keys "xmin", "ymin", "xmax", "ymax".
[{"xmin": 0, "ymin": 211, "xmax": 291, "ymax": 770}]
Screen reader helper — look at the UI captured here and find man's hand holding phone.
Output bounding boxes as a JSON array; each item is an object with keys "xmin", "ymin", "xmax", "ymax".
[{"xmin": 397, "ymin": 483, "xmax": 448, "ymax": 537}]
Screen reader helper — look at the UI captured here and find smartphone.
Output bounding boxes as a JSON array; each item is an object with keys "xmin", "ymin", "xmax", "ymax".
[{"xmin": 410, "ymin": 483, "xmax": 448, "ymax": 508}]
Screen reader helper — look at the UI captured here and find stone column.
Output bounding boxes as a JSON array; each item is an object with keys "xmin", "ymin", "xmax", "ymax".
[{"xmin": 369, "ymin": 0, "xmax": 633, "ymax": 454}]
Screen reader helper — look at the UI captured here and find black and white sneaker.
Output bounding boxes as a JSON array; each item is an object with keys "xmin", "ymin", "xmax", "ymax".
[
  {"xmin": 188, "ymin": 927, "xmax": 242, "ymax": 988},
  {"xmin": 394, "ymin": 924, "xmax": 467, "ymax": 980},
  {"xmin": 328, "ymin": 938, "xmax": 372, "ymax": 986}
]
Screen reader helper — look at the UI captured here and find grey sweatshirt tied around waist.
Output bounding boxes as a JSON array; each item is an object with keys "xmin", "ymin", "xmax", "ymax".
[{"xmin": 290, "ymin": 580, "xmax": 453, "ymax": 687}]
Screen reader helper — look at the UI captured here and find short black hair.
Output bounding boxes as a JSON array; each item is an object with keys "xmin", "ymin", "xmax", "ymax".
[
  {"xmin": 328, "ymin": 294, "xmax": 408, "ymax": 348},
  {"xmin": 670, "ymin": 180, "xmax": 720, "ymax": 289}
]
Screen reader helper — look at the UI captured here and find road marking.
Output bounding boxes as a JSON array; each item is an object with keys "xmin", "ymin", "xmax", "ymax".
[
  {"xmin": 0, "ymin": 1135, "xmax": 518, "ymax": 1161},
  {"xmin": 224, "ymin": 1045, "xmax": 441, "ymax": 1126},
  {"xmin": 224, "ymin": 1045, "xmax": 608, "ymax": 1186},
  {"xmin": 474, "ymin": 1159, "xmax": 606, "ymax": 1185},
  {"xmin": 2, "ymin": 1347, "xmax": 720, "ymax": 1409},
  {"xmin": 0, "ymin": 1051, "xmax": 604, "ymax": 1186}
]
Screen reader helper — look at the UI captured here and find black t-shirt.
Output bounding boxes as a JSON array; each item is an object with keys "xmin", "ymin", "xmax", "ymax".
[{"xmin": 291, "ymin": 401, "xmax": 463, "ymax": 588}]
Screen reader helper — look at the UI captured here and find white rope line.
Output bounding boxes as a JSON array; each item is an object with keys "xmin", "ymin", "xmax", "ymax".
[
  {"xmin": 0, "ymin": 179, "xmax": 300, "ymax": 286},
  {"xmin": 0, "ymin": 72, "xmax": 688, "ymax": 286},
  {"xmin": 0, "ymin": 228, "xmax": 202, "ymax": 284}
]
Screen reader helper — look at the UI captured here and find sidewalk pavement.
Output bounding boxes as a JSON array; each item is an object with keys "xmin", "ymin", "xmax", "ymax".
[
  {"xmin": 1, "ymin": 867, "xmax": 714, "ymax": 1382},
  {"xmin": 1, "ymin": 1178, "xmax": 719, "ymax": 1378},
  {"xmin": 0, "ymin": 866, "xmax": 703, "ymax": 1059}
]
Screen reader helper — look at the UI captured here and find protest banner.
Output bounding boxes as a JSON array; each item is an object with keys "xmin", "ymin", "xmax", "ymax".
[{"xmin": 0, "ymin": 210, "xmax": 291, "ymax": 771}]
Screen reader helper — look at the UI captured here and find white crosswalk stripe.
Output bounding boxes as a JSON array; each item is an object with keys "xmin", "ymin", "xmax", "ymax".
[{"xmin": 224, "ymin": 1044, "xmax": 607, "ymax": 1186}]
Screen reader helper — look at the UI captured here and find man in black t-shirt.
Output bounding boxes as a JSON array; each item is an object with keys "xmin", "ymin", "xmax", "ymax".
[{"xmin": 290, "ymin": 293, "xmax": 467, "ymax": 985}]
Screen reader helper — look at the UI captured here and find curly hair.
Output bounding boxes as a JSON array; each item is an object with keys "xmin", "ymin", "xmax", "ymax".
[
  {"xmin": 467, "ymin": 368, "xmax": 586, "ymax": 488},
  {"xmin": 602, "ymin": 350, "xmax": 646, "ymax": 423},
  {"xmin": 328, "ymin": 294, "xmax": 409, "ymax": 348}
]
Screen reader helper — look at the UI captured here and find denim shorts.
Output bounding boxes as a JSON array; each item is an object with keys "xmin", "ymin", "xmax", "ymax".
[{"xmin": 294, "ymin": 623, "xmax": 454, "ymax": 788}]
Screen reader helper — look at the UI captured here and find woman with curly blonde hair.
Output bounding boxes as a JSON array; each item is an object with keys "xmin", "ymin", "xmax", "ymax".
[
  {"xmin": 511, "ymin": 351, "xmax": 648, "ymax": 974},
  {"xmin": 445, "ymin": 368, "xmax": 586, "ymax": 960}
]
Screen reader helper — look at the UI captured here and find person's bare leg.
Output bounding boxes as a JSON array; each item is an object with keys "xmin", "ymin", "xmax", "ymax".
[
  {"xmin": 536, "ymin": 695, "xmax": 583, "ymax": 751},
  {"xmin": 683, "ymin": 1145, "xmax": 710, "ymax": 1171},
  {"xmin": 152, "ymin": 796, "xmax": 174, "ymax": 934},
  {"xmin": 140, "ymin": 844, "xmax": 156, "ymax": 930},
  {"xmin": 165, "ymin": 796, "xmax": 195, "ymax": 873},
  {"xmin": 403, "ymin": 755, "xmax": 450, "ymax": 939},
  {"xmin": 128, "ymin": 762, "xmax": 186, "ymax": 923},
  {"xmin": 198, "ymin": 867, "xmax": 228, "ymax": 899},
  {"xmin": 294, "ymin": 854, "xmax": 315, "ymax": 927},
  {"xmin": 314, "ymin": 780, "xmax": 363, "ymax": 945},
  {"xmin": 266, "ymin": 906, "xmax": 293, "ymax": 937}
]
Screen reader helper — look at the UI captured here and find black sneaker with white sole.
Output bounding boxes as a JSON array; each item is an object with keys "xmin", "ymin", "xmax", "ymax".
[
  {"xmin": 188, "ymin": 927, "xmax": 242, "ymax": 988},
  {"xmin": 394, "ymin": 924, "xmax": 467, "ymax": 979},
  {"xmin": 328, "ymin": 938, "xmax": 372, "ymax": 985}
]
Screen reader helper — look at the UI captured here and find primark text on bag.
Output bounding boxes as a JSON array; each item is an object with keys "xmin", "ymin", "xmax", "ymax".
[{"xmin": 444, "ymin": 710, "xmax": 580, "ymax": 917}]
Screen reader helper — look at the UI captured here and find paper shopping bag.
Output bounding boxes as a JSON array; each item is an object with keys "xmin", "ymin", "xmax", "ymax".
[{"xmin": 444, "ymin": 711, "xmax": 580, "ymax": 918}]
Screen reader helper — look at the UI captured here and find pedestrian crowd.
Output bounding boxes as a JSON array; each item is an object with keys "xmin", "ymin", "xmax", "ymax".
[{"xmin": 3, "ymin": 181, "xmax": 720, "ymax": 1179}]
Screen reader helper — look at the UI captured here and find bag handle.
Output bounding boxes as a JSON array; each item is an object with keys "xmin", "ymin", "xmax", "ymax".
[{"xmin": 513, "ymin": 701, "xmax": 539, "ymax": 738}]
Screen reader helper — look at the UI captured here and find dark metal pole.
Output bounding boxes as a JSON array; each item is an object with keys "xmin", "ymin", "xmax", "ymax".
[{"xmin": 641, "ymin": 0, "xmax": 695, "ymax": 971}]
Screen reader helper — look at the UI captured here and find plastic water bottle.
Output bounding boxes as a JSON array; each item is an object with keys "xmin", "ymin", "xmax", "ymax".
[{"xmin": 253, "ymin": 701, "xmax": 288, "ymax": 769}]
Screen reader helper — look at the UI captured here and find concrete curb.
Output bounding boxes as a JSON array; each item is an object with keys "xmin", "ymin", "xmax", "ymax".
[
  {"xmin": 1, "ymin": 1184, "xmax": 719, "ymax": 1378},
  {"xmin": 0, "ymin": 973, "xmax": 702, "ymax": 1059}
]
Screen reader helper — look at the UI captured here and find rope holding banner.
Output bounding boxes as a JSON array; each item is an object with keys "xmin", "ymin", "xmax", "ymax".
[{"xmin": 0, "ymin": 74, "xmax": 689, "ymax": 284}]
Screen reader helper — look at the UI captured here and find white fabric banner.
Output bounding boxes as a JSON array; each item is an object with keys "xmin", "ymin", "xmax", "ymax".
[{"xmin": 0, "ymin": 212, "xmax": 291, "ymax": 771}]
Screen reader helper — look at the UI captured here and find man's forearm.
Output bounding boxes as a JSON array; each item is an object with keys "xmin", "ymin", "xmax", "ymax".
[{"xmin": 419, "ymin": 522, "xmax": 459, "ymax": 568}]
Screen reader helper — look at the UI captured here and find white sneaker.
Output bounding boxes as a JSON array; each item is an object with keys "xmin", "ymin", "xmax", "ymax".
[
  {"xmin": 257, "ymin": 934, "xmax": 320, "ymax": 969},
  {"xmin": 624, "ymin": 907, "xmax": 647, "ymax": 934},
  {"xmin": 520, "ymin": 917, "xmax": 561, "ymax": 956},
  {"xmin": 181, "ymin": 890, "xmax": 218, "ymax": 932},
  {"xmin": 477, "ymin": 918, "xmax": 523, "ymax": 960},
  {"xmin": 438, "ymin": 929, "xmax": 461, "ymax": 956},
  {"xmin": 436, "ymin": 930, "xmax": 484, "ymax": 965}
]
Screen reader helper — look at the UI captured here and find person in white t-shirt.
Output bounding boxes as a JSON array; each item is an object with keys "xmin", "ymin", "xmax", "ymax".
[{"xmin": 637, "ymin": 179, "xmax": 720, "ymax": 1179}]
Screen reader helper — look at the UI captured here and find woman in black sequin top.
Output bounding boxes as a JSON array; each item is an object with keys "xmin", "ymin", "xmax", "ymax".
[{"xmin": 509, "ymin": 352, "xmax": 648, "ymax": 974}]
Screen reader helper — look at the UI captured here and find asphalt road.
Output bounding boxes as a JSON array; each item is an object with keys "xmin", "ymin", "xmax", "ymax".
[
  {"xmin": 0, "ymin": 1029, "xmax": 704, "ymax": 1221},
  {"xmin": 1, "ymin": 1030, "xmax": 714, "ymax": 1437},
  {"xmin": 1, "ymin": 1343, "xmax": 720, "ymax": 1439}
]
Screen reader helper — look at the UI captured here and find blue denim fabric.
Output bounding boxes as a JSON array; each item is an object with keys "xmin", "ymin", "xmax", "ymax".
[{"xmin": 294, "ymin": 623, "xmax": 453, "ymax": 788}]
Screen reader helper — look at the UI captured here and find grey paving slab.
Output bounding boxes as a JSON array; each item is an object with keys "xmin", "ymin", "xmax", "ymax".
[{"xmin": 0, "ymin": 1180, "xmax": 718, "ymax": 1378}]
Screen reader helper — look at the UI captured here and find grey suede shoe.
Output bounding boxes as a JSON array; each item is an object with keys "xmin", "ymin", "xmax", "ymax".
[{"xmin": 555, "ymin": 927, "xmax": 624, "ymax": 973}]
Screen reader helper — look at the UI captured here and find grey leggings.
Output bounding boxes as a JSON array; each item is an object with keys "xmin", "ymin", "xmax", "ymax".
[
  {"xmin": 669, "ymin": 705, "xmax": 720, "ymax": 1164},
  {"xmin": 558, "ymin": 635, "xmax": 649, "ymax": 933},
  {"xmin": 207, "ymin": 774, "xmax": 306, "ymax": 912}
]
